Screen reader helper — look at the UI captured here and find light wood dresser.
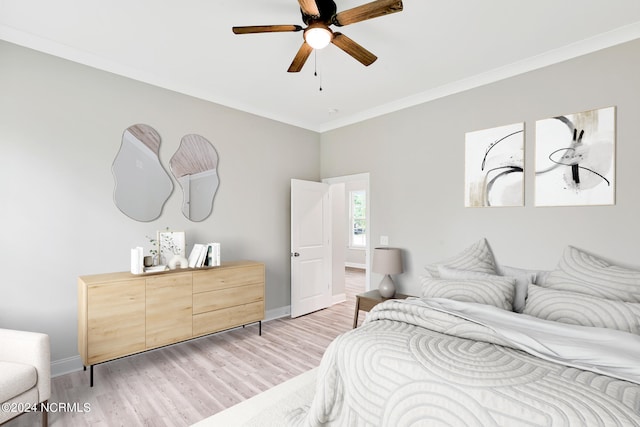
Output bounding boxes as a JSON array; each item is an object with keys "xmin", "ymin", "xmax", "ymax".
[{"xmin": 78, "ymin": 260, "xmax": 264, "ymax": 386}]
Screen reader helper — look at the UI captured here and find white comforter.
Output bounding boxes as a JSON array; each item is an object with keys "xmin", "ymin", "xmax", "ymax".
[{"xmin": 289, "ymin": 298, "xmax": 640, "ymax": 426}]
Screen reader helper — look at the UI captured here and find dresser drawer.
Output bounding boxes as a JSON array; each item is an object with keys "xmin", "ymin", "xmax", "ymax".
[
  {"xmin": 193, "ymin": 301, "xmax": 264, "ymax": 336},
  {"xmin": 193, "ymin": 264, "xmax": 264, "ymax": 293},
  {"xmin": 193, "ymin": 283, "xmax": 263, "ymax": 315}
]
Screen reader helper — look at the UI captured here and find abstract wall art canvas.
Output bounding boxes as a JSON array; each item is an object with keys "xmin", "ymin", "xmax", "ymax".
[
  {"xmin": 535, "ymin": 106, "xmax": 615, "ymax": 207},
  {"xmin": 465, "ymin": 122, "xmax": 524, "ymax": 207}
]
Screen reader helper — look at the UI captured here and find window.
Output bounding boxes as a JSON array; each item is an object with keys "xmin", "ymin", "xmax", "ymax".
[{"xmin": 349, "ymin": 190, "xmax": 366, "ymax": 248}]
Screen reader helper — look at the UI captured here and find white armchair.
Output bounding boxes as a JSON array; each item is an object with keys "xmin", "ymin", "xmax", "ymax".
[{"xmin": 0, "ymin": 328, "xmax": 50, "ymax": 426}]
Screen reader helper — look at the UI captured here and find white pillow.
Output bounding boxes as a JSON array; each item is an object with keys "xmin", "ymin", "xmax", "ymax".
[
  {"xmin": 424, "ymin": 238, "xmax": 497, "ymax": 278},
  {"xmin": 440, "ymin": 266, "xmax": 527, "ymax": 313},
  {"xmin": 523, "ymin": 284, "xmax": 640, "ymax": 335},
  {"xmin": 419, "ymin": 275, "xmax": 515, "ymax": 311},
  {"xmin": 544, "ymin": 246, "xmax": 640, "ymax": 302}
]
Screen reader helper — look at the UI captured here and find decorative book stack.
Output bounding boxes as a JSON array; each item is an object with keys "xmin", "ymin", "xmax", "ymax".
[{"xmin": 188, "ymin": 243, "xmax": 221, "ymax": 268}]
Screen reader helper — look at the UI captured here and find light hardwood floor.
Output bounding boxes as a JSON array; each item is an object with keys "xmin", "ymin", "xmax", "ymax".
[{"xmin": 7, "ymin": 268, "xmax": 365, "ymax": 427}]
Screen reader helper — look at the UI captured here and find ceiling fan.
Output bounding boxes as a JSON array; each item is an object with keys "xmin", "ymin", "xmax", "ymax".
[{"xmin": 232, "ymin": 0, "xmax": 403, "ymax": 72}]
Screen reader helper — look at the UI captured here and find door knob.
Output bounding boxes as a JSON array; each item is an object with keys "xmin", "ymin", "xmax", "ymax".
[{"xmin": 291, "ymin": 252, "xmax": 300, "ymax": 257}]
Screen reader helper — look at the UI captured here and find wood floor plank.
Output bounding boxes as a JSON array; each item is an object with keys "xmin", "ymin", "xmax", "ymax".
[{"xmin": 5, "ymin": 268, "xmax": 365, "ymax": 427}]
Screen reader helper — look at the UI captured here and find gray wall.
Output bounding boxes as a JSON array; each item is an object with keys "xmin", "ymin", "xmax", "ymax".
[
  {"xmin": 0, "ymin": 41, "xmax": 320, "ymax": 369},
  {"xmin": 3, "ymin": 36, "xmax": 640, "ymax": 372},
  {"xmin": 321, "ymin": 39, "xmax": 640, "ymax": 295}
]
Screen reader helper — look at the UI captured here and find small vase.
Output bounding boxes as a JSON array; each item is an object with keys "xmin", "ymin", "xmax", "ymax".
[{"xmin": 169, "ymin": 254, "xmax": 189, "ymax": 269}]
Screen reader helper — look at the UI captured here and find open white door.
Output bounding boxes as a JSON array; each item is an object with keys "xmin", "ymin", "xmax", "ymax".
[{"xmin": 291, "ymin": 179, "xmax": 331, "ymax": 318}]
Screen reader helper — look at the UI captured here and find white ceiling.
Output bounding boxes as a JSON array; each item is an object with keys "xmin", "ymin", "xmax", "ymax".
[{"xmin": 2, "ymin": 0, "xmax": 640, "ymax": 132}]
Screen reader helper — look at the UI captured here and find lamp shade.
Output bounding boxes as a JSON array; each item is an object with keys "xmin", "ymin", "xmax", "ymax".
[{"xmin": 372, "ymin": 247, "xmax": 403, "ymax": 275}]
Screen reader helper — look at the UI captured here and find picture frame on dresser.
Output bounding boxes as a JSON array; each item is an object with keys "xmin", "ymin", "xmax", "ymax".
[{"xmin": 157, "ymin": 230, "xmax": 186, "ymax": 263}]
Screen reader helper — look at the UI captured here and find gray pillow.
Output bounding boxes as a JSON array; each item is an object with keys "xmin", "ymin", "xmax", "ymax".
[
  {"xmin": 523, "ymin": 284, "xmax": 640, "ymax": 335},
  {"xmin": 440, "ymin": 265, "xmax": 528, "ymax": 313},
  {"xmin": 419, "ymin": 275, "xmax": 515, "ymax": 311},
  {"xmin": 424, "ymin": 238, "xmax": 497, "ymax": 278},
  {"xmin": 544, "ymin": 246, "xmax": 640, "ymax": 302}
]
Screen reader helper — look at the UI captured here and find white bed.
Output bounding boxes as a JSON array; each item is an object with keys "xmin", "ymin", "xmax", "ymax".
[{"xmin": 288, "ymin": 240, "xmax": 640, "ymax": 426}]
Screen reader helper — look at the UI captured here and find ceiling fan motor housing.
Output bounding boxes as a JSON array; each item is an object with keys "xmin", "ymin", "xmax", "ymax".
[{"xmin": 301, "ymin": 0, "xmax": 337, "ymax": 25}]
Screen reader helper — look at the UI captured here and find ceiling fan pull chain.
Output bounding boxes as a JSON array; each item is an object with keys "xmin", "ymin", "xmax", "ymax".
[
  {"xmin": 314, "ymin": 50, "xmax": 318, "ymax": 77},
  {"xmin": 314, "ymin": 50, "xmax": 323, "ymax": 91}
]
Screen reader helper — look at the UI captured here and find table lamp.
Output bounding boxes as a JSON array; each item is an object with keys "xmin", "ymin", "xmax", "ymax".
[{"xmin": 372, "ymin": 247, "xmax": 403, "ymax": 298}]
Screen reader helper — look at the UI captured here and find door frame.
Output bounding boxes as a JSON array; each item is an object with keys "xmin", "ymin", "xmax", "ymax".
[{"xmin": 323, "ymin": 172, "xmax": 371, "ymax": 293}]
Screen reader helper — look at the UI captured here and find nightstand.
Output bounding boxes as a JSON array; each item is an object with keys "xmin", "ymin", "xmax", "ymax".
[{"xmin": 353, "ymin": 289, "xmax": 410, "ymax": 328}]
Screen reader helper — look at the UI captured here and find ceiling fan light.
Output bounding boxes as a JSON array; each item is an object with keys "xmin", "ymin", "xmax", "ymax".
[{"xmin": 304, "ymin": 27, "xmax": 332, "ymax": 49}]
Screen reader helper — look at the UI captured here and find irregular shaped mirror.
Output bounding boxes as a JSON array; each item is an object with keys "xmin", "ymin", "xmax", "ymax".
[
  {"xmin": 112, "ymin": 124, "xmax": 173, "ymax": 221},
  {"xmin": 170, "ymin": 134, "xmax": 219, "ymax": 222}
]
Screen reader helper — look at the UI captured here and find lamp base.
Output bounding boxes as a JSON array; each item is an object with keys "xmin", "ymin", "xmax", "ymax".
[{"xmin": 378, "ymin": 275, "xmax": 396, "ymax": 298}]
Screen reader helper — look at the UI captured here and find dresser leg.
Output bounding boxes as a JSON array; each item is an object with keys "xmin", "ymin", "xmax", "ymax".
[
  {"xmin": 259, "ymin": 321, "xmax": 262, "ymax": 336},
  {"xmin": 90, "ymin": 365, "xmax": 94, "ymax": 387}
]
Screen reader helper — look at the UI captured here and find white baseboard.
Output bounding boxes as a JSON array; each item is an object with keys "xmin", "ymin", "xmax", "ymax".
[
  {"xmin": 345, "ymin": 262, "xmax": 366, "ymax": 269},
  {"xmin": 265, "ymin": 297, "xmax": 347, "ymax": 317},
  {"xmin": 51, "ymin": 355, "xmax": 84, "ymax": 378},
  {"xmin": 332, "ymin": 293, "xmax": 346, "ymax": 305},
  {"xmin": 265, "ymin": 305, "xmax": 290, "ymax": 321}
]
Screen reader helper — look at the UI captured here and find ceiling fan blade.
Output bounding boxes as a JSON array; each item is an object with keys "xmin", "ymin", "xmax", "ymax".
[
  {"xmin": 332, "ymin": 0, "xmax": 403, "ymax": 27},
  {"xmin": 298, "ymin": 0, "xmax": 320, "ymax": 18},
  {"xmin": 232, "ymin": 25, "xmax": 303, "ymax": 34},
  {"xmin": 331, "ymin": 32, "xmax": 377, "ymax": 66},
  {"xmin": 287, "ymin": 42, "xmax": 314, "ymax": 73}
]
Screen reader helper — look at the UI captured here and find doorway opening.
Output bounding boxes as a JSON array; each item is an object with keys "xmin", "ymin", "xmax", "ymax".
[{"xmin": 323, "ymin": 173, "xmax": 370, "ymax": 303}]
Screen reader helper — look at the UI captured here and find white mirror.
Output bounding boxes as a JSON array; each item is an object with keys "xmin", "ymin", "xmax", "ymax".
[
  {"xmin": 112, "ymin": 124, "xmax": 173, "ymax": 222},
  {"xmin": 170, "ymin": 134, "xmax": 219, "ymax": 222}
]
